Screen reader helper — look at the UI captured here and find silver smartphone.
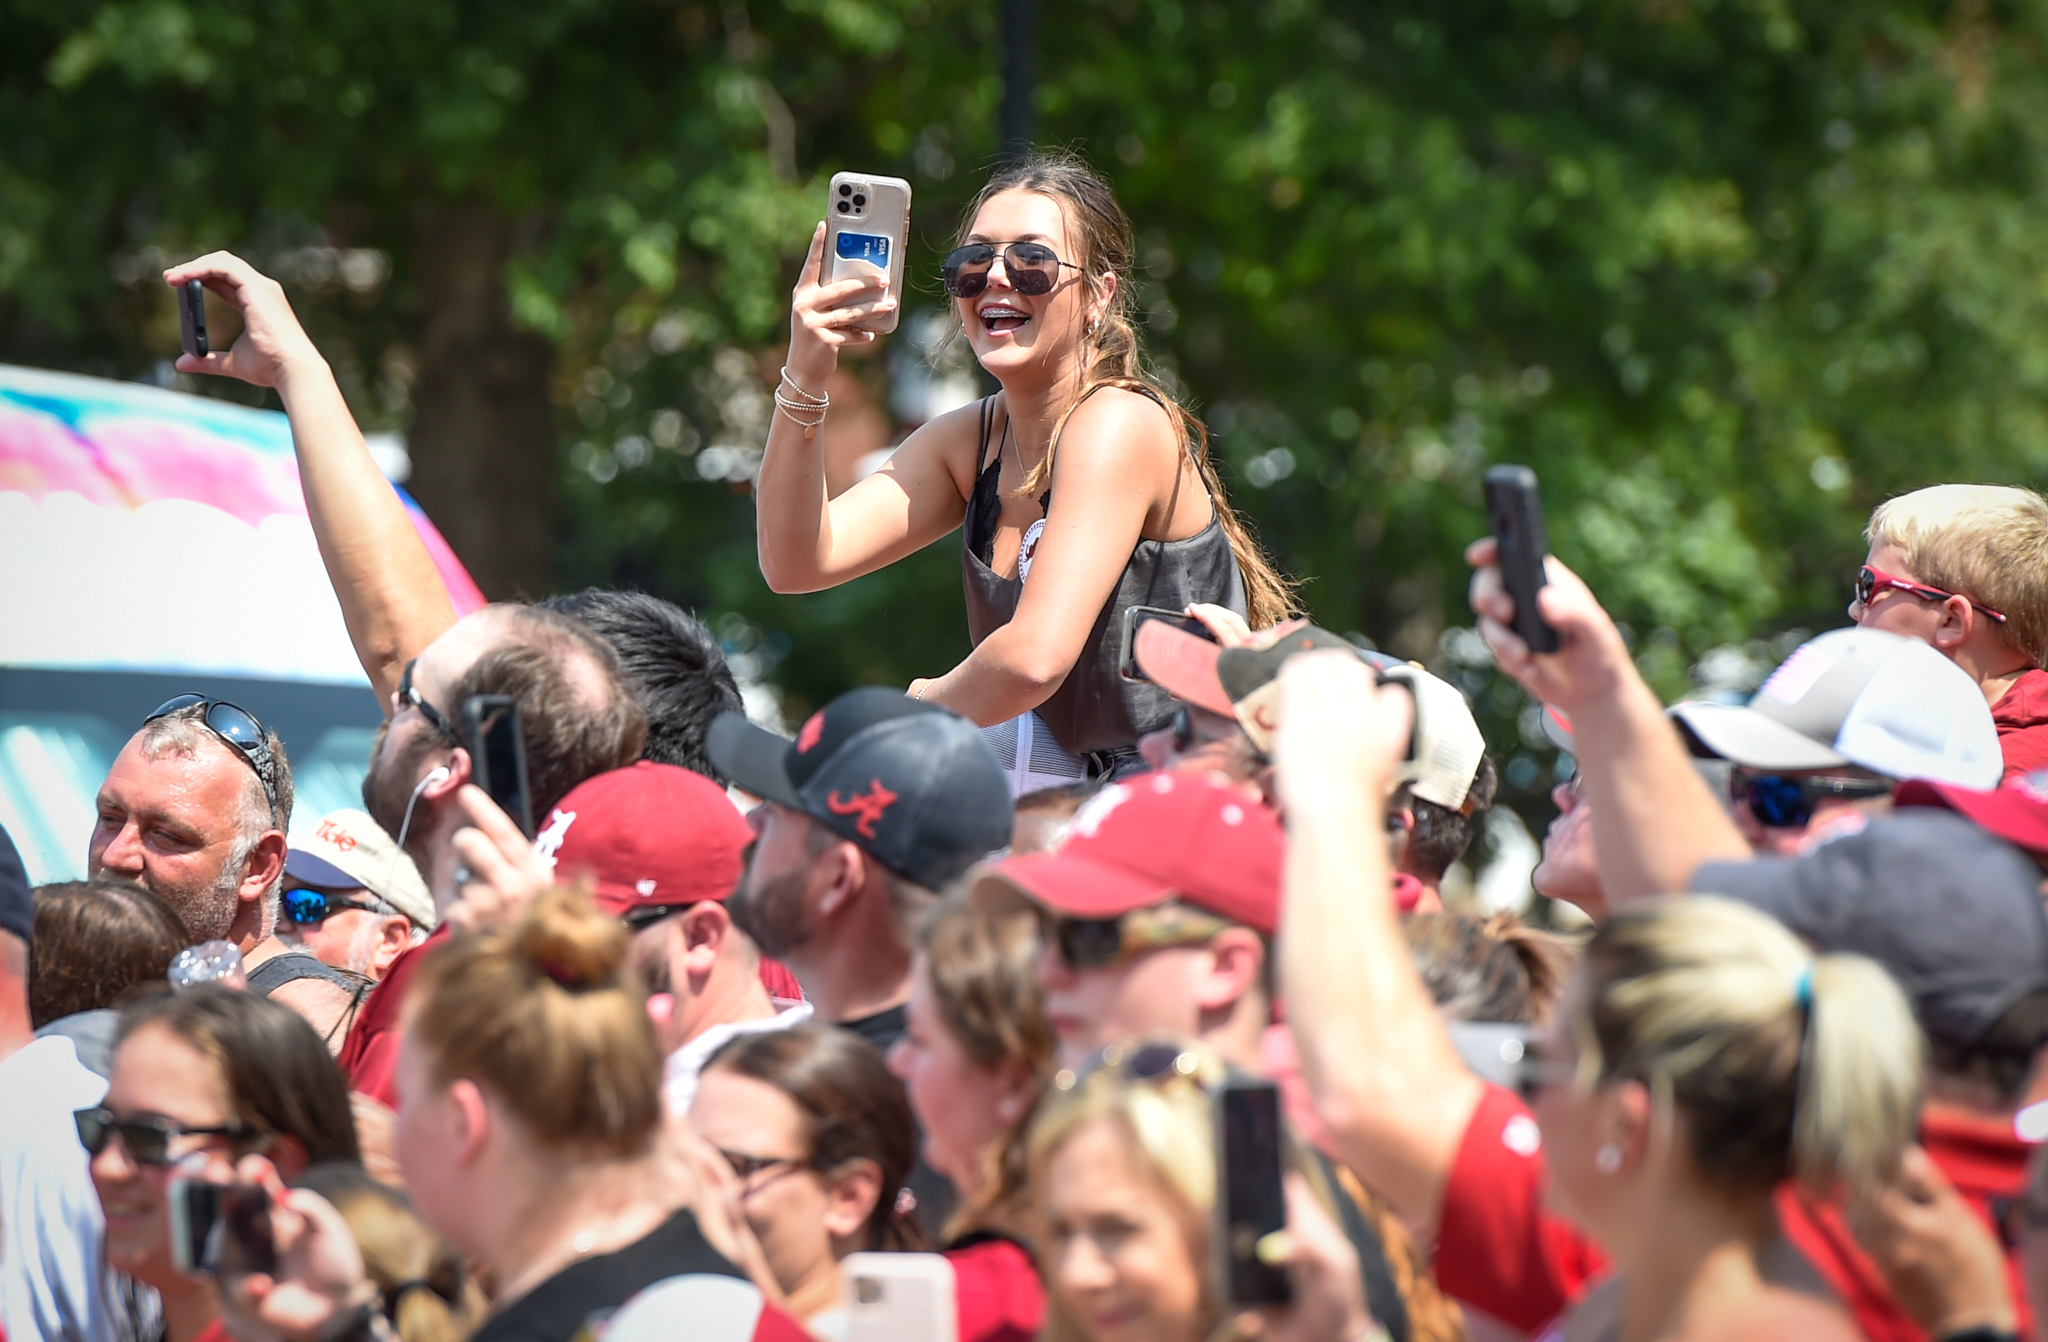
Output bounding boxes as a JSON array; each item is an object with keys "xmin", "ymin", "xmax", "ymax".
[
  {"xmin": 823, "ymin": 172, "xmax": 912, "ymax": 335},
  {"xmin": 168, "ymin": 1179, "xmax": 276, "ymax": 1278},
  {"xmin": 842, "ymin": 1251, "xmax": 957, "ymax": 1342}
]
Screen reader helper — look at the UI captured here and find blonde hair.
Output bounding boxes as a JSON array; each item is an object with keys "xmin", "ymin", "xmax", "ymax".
[
  {"xmin": 951, "ymin": 150, "xmax": 1296, "ymax": 629},
  {"xmin": 407, "ymin": 883, "xmax": 663, "ymax": 1157},
  {"xmin": 1574, "ymin": 897, "xmax": 1922, "ymax": 1194},
  {"xmin": 1867, "ymin": 483, "xmax": 2048, "ymax": 666},
  {"xmin": 293, "ymin": 1165, "xmax": 482, "ymax": 1342},
  {"xmin": 1025, "ymin": 1044, "xmax": 1330, "ymax": 1342}
]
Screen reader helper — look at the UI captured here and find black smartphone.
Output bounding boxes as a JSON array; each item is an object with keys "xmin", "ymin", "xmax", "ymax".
[
  {"xmin": 1214, "ymin": 1078, "xmax": 1292, "ymax": 1307},
  {"xmin": 1119, "ymin": 604, "xmax": 1217, "ymax": 683},
  {"xmin": 1483, "ymin": 464, "xmax": 1561, "ymax": 654},
  {"xmin": 178, "ymin": 280, "xmax": 209, "ymax": 359},
  {"xmin": 168, "ymin": 1181, "xmax": 276, "ymax": 1278},
  {"xmin": 463, "ymin": 695, "xmax": 534, "ymax": 838}
]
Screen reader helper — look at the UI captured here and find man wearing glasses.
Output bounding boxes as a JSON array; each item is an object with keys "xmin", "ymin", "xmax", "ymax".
[
  {"xmin": 1851, "ymin": 483, "xmax": 2048, "ymax": 780},
  {"xmin": 87, "ymin": 696, "xmax": 364, "ymax": 1047},
  {"xmin": 277, "ymin": 807, "xmax": 434, "ymax": 983}
]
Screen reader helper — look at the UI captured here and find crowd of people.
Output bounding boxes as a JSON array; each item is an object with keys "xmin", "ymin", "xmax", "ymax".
[{"xmin": 6, "ymin": 145, "xmax": 2048, "ymax": 1342}]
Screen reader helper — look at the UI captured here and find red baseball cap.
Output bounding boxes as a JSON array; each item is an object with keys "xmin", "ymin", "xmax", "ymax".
[
  {"xmin": 976, "ymin": 773, "xmax": 1283, "ymax": 935},
  {"xmin": 1895, "ymin": 768, "xmax": 2048, "ymax": 857},
  {"xmin": 533, "ymin": 761, "xmax": 753, "ymax": 917}
]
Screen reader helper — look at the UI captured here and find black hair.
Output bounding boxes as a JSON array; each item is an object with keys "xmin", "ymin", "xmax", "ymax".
[
  {"xmin": 1401, "ymin": 755, "xmax": 1499, "ymax": 882},
  {"xmin": 539, "ymin": 588, "xmax": 742, "ymax": 784}
]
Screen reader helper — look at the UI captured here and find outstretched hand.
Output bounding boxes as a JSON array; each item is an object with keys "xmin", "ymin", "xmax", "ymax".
[
  {"xmin": 445, "ymin": 785, "xmax": 555, "ymax": 936},
  {"xmin": 214, "ymin": 1154, "xmax": 374, "ymax": 1342},
  {"xmin": 1271, "ymin": 649, "xmax": 1413, "ymax": 816},
  {"xmin": 162, "ymin": 253, "xmax": 322, "ymax": 389},
  {"xmin": 785, "ymin": 222, "xmax": 893, "ymax": 380},
  {"xmin": 1465, "ymin": 537, "xmax": 1631, "ymax": 716}
]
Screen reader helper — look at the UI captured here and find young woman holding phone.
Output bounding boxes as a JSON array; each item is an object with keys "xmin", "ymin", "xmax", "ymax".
[{"xmin": 756, "ymin": 150, "xmax": 1292, "ymax": 784}]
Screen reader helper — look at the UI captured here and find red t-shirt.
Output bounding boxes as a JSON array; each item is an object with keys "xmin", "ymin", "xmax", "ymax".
[
  {"xmin": 947, "ymin": 1235, "xmax": 1044, "ymax": 1342},
  {"xmin": 336, "ymin": 925, "xmax": 449, "ymax": 1106},
  {"xmin": 1433, "ymin": 1083, "xmax": 1609, "ymax": 1334},
  {"xmin": 1993, "ymin": 669, "xmax": 2048, "ymax": 781},
  {"xmin": 1776, "ymin": 1105, "xmax": 2033, "ymax": 1342}
]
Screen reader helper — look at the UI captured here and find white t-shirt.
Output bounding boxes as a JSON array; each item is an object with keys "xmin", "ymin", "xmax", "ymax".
[
  {"xmin": 0, "ymin": 1034, "xmax": 117, "ymax": 1342},
  {"xmin": 663, "ymin": 1003, "xmax": 813, "ymax": 1117}
]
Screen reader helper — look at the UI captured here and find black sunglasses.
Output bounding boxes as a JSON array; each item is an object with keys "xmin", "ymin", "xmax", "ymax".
[
  {"xmin": 281, "ymin": 886, "xmax": 389, "ymax": 926},
  {"xmin": 75, "ymin": 1106, "xmax": 264, "ymax": 1167},
  {"xmin": 714, "ymin": 1146, "xmax": 815, "ymax": 1185},
  {"xmin": 145, "ymin": 695, "xmax": 281, "ymax": 821},
  {"xmin": 1041, "ymin": 903, "xmax": 1231, "ymax": 972},
  {"xmin": 397, "ymin": 659, "xmax": 456, "ymax": 740},
  {"xmin": 1054, "ymin": 1040, "xmax": 1218, "ymax": 1093},
  {"xmin": 941, "ymin": 241, "xmax": 1084, "ymax": 299},
  {"xmin": 620, "ymin": 901, "xmax": 699, "ymax": 934},
  {"xmin": 1730, "ymin": 770, "xmax": 1891, "ymax": 829}
]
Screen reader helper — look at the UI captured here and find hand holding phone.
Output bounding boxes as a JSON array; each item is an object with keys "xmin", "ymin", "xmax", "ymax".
[
  {"xmin": 462, "ymin": 696, "xmax": 534, "ymax": 839},
  {"xmin": 822, "ymin": 173, "xmax": 911, "ymax": 336},
  {"xmin": 169, "ymin": 1180, "xmax": 278, "ymax": 1278},
  {"xmin": 1120, "ymin": 604, "xmax": 1219, "ymax": 683},
  {"xmin": 1483, "ymin": 465, "xmax": 1561, "ymax": 654}
]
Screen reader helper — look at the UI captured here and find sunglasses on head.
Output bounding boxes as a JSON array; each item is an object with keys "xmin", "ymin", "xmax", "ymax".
[
  {"xmin": 941, "ymin": 241, "xmax": 1084, "ymax": 299},
  {"xmin": 74, "ymin": 1106, "xmax": 264, "ymax": 1167},
  {"xmin": 1041, "ymin": 902, "xmax": 1233, "ymax": 972},
  {"xmin": 1853, "ymin": 565, "xmax": 2006, "ymax": 624},
  {"xmin": 145, "ymin": 695, "xmax": 281, "ymax": 820},
  {"xmin": 1729, "ymin": 769, "xmax": 1892, "ymax": 829},
  {"xmin": 281, "ymin": 885, "xmax": 389, "ymax": 926},
  {"xmin": 1054, "ymin": 1040, "xmax": 1220, "ymax": 1093}
]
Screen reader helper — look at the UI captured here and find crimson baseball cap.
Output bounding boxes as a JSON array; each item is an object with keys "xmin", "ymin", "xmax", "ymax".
[
  {"xmin": 532, "ymin": 761, "xmax": 753, "ymax": 917},
  {"xmin": 706, "ymin": 687, "xmax": 1013, "ymax": 890},
  {"xmin": 1896, "ymin": 767, "xmax": 2048, "ymax": 856},
  {"xmin": 975, "ymin": 772, "xmax": 1283, "ymax": 935}
]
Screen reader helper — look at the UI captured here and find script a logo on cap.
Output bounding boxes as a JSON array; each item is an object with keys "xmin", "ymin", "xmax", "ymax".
[
  {"xmin": 826, "ymin": 779, "xmax": 898, "ymax": 839},
  {"xmin": 533, "ymin": 808, "xmax": 577, "ymax": 868},
  {"xmin": 796, "ymin": 711, "xmax": 826, "ymax": 754}
]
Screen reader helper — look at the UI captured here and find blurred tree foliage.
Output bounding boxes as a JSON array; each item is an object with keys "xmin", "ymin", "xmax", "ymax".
[{"xmin": 7, "ymin": 0, "xmax": 2048, "ymax": 829}]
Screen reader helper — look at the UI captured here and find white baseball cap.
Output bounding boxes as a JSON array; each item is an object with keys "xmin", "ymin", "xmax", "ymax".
[
  {"xmin": 1669, "ymin": 627, "xmax": 2001, "ymax": 789},
  {"xmin": 284, "ymin": 807, "xmax": 436, "ymax": 929}
]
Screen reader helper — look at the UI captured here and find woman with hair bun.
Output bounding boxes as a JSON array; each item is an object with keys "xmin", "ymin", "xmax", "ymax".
[
  {"xmin": 218, "ymin": 885, "xmax": 808, "ymax": 1342},
  {"xmin": 757, "ymin": 149, "xmax": 1293, "ymax": 786},
  {"xmin": 1522, "ymin": 895, "xmax": 1924, "ymax": 1341}
]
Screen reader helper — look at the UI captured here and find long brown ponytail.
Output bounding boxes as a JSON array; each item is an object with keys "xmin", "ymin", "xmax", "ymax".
[{"xmin": 948, "ymin": 149, "xmax": 1297, "ymax": 628}]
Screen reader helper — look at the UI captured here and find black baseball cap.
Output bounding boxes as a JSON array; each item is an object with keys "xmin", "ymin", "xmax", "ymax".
[
  {"xmin": 1692, "ymin": 809, "xmax": 2048, "ymax": 1051},
  {"xmin": 706, "ymin": 687, "xmax": 1014, "ymax": 889},
  {"xmin": 0, "ymin": 823, "xmax": 29, "ymax": 945}
]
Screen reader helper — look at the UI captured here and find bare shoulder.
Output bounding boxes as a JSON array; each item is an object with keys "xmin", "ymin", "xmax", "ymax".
[
  {"xmin": 1056, "ymin": 384, "xmax": 1182, "ymax": 479},
  {"xmin": 878, "ymin": 394, "xmax": 991, "ymax": 496},
  {"xmin": 1694, "ymin": 1287, "xmax": 1861, "ymax": 1342}
]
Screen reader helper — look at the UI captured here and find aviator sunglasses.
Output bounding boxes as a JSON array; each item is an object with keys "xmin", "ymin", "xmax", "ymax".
[
  {"xmin": 1039, "ymin": 902, "xmax": 1233, "ymax": 972},
  {"xmin": 144, "ymin": 695, "xmax": 281, "ymax": 819},
  {"xmin": 1730, "ymin": 769, "xmax": 1891, "ymax": 829},
  {"xmin": 941, "ymin": 241, "xmax": 1085, "ymax": 299},
  {"xmin": 74, "ymin": 1106, "xmax": 266, "ymax": 1167}
]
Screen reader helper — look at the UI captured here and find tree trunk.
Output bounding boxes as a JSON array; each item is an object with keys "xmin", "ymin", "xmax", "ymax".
[{"xmin": 405, "ymin": 198, "xmax": 557, "ymax": 601}]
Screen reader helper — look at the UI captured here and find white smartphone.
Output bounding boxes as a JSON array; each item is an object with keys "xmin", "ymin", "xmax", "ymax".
[
  {"xmin": 842, "ymin": 1251, "xmax": 957, "ymax": 1342},
  {"xmin": 823, "ymin": 172, "xmax": 911, "ymax": 335}
]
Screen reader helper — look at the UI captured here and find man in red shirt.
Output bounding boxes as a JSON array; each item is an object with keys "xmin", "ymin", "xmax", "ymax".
[{"xmin": 1852, "ymin": 484, "xmax": 2048, "ymax": 780}]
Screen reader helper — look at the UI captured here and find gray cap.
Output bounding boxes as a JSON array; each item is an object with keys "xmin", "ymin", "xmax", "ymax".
[
  {"xmin": 1669, "ymin": 627, "xmax": 2001, "ymax": 788},
  {"xmin": 1692, "ymin": 809, "xmax": 2048, "ymax": 1049}
]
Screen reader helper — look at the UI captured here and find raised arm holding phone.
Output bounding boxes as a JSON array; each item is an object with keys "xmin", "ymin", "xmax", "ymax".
[{"xmin": 754, "ymin": 150, "xmax": 1290, "ymax": 782}]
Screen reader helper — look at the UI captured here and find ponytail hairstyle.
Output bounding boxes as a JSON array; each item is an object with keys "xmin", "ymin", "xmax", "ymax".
[
  {"xmin": 406, "ymin": 884, "xmax": 663, "ymax": 1159},
  {"xmin": 1405, "ymin": 909, "xmax": 1579, "ymax": 1026},
  {"xmin": 704, "ymin": 1023, "xmax": 931, "ymax": 1253},
  {"xmin": 1573, "ymin": 897, "xmax": 1922, "ymax": 1195},
  {"xmin": 949, "ymin": 149, "xmax": 1297, "ymax": 628},
  {"xmin": 292, "ymin": 1165, "xmax": 482, "ymax": 1342}
]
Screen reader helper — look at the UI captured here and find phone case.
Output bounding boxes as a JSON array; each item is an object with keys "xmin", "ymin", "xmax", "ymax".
[
  {"xmin": 824, "ymin": 173, "xmax": 912, "ymax": 335},
  {"xmin": 842, "ymin": 1252, "xmax": 957, "ymax": 1342},
  {"xmin": 1483, "ymin": 465, "xmax": 1561, "ymax": 654},
  {"xmin": 179, "ymin": 281, "xmax": 208, "ymax": 359}
]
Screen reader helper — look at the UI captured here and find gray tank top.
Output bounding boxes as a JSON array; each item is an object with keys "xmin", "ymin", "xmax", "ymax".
[{"xmin": 960, "ymin": 393, "xmax": 1248, "ymax": 758}]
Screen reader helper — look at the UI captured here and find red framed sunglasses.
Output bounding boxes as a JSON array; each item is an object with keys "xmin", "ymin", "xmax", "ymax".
[{"xmin": 1854, "ymin": 565, "xmax": 2006, "ymax": 624}]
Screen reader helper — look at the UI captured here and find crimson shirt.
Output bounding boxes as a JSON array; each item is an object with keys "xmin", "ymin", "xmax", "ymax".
[
  {"xmin": 335, "ymin": 925, "xmax": 448, "ymax": 1106},
  {"xmin": 1994, "ymin": 668, "xmax": 2048, "ymax": 781},
  {"xmin": 1776, "ymin": 1104, "xmax": 2033, "ymax": 1342},
  {"xmin": 1433, "ymin": 1084, "xmax": 1608, "ymax": 1334},
  {"xmin": 946, "ymin": 1235, "xmax": 1044, "ymax": 1342}
]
